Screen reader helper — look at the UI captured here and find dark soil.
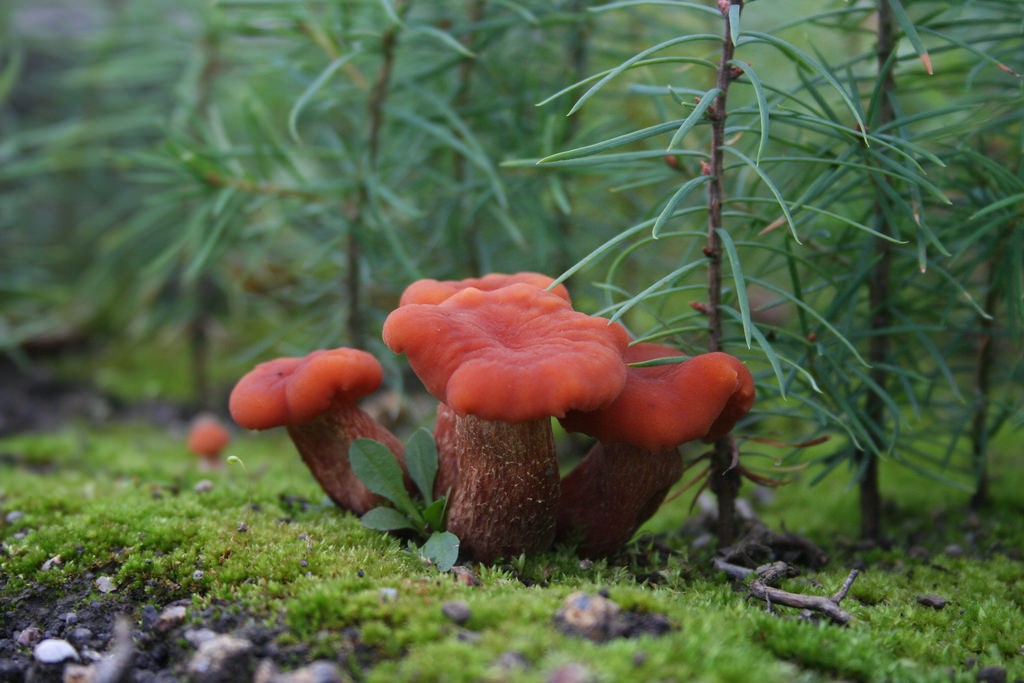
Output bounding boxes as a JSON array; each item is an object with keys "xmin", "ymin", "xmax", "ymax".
[
  {"xmin": 0, "ymin": 572, "xmax": 349, "ymax": 682},
  {"xmin": 0, "ymin": 357, "xmax": 195, "ymax": 438}
]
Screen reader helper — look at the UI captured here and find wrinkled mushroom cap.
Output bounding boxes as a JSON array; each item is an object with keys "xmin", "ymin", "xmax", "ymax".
[
  {"xmin": 398, "ymin": 272, "xmax": 571, "ymax": 306},
  {"xmin": 187, "ymin": 415, "xmax": 230, "ymax": 457},
  {"xmin": 559, "ymin": 344, "xmax": 755, "ymax": 451},
  {"xmin": 383, "ymin": 284, "xmax": 629, "ymax": 423},
  {"xmin": 229, "ymin": 348, "xmax": 383, "ymax": 430}
]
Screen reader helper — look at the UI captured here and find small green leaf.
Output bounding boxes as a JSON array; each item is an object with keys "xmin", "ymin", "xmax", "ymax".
[
  {"xmin": 287, "ymin": 51, "xmax": 360, "ymax": 143},
  {"xmin": 405, "ymin": 428, "xmax": 439, "ymax": 503},
  {"xmin": 716, "ymin": 227, "xmax": 752, "ymax": 348},
  {"xmin": 421, "ymin": 531, "xmax": 460, "ymax": 572},
  {"xmin": 667, "ymin": 86, "xmax": 720, "ymax": 150},
  {"xmin": 728, "ymin": 2, "xmax": 741, "ymax": 47},
  {"xmin": 421, "ymin": 496, "xmax": 448, "ymax": 532},
  {"xmin": 349, "ymin": 439, "xmax": 421, "ymax": 523},
  {"xmin": 652, "ymin": 175, "xmax": 712, "ymax": 238},
  {"xmin": 887, "ymin": 0, "xmax": 933, "ymax": 74},
  {"xmin": 361, "ymin": 506, "xmax": 416, "ymax": 532}
]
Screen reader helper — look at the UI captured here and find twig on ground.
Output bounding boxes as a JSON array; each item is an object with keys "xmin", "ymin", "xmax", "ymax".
[{"xmin": 713, "ymin": 558, "xmax": 859, "ymax": 626}]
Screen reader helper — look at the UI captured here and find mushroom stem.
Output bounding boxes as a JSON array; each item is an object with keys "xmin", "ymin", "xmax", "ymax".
[
  {"xmin": 441, "ymin": 412, "xmax": 560, "ymax": 562},
  {"xmin": 557, "ymin": 442, "xmax": 683, "ymax": 558},
  {"xmin": 286, "ymin": 399, "xmax": 407, "ymax": 516},
  {"xmin": 432, "ymin": 403, "xmax": 459, "ymax": 499}
]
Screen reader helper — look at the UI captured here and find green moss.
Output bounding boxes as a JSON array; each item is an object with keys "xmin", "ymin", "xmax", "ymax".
[{"xmin": 3, "ymin": 423, "xmax": 1023, "ymax": 682}]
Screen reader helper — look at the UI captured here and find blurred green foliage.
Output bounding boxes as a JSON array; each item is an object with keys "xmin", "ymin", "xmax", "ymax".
[{"xmin": 1, "ymin": 0, "xmax": 1021, "ymax": 530}]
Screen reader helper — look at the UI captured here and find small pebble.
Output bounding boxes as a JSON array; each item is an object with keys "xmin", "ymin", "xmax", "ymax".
[
  {"xmin": 975, "ymin": 666, "xmax": 1007, "ymax": 683},
  {"xmin": 194, "ymin": 479, "xmax": 215, "ymax": 493},
  {"xmin": 33, "ymin": 638, "xmax": 79, "ymax": 664},
  {"xmin": 378, "ymin": 587, "xmax": 398, "ymax": 603},
  {"xmin": 553, "ymin": 592, "xmax": 621, "ymax": 642},
  {"xmin": 184, "ymin": 628, "xmax": 219, "ymax": 648},
  {"xmin": 254, "ymin": 659, "xmax": 344, "ymax": 683},
  {"xmin": 188, "ymin": 634, "xmax": 255, "ymax": 682},
  {"xmin": 16, "ymin": 626, "xmax": 43, "ymax": 647},
  {"xmin": 96, "ymin": 576, "xmax": 117, "ymax": 593},
  {"xmin": 237, "ymin": 522, "xmax": 248, "ymax": 533},
  {"xmin": 944, "ymin": 544, "xmax": 965, "ymax": 558},
  {"xmin": 41, "ymin": 554, "xmax": 62, "ymax": 571},
  {"xmin": 917, "ymin": 594, "xmax": 948, "ymax": 609},
  {"xmin": 68, "ymin": 627, "xmax": 94, "ymax": 645},
  {"xmin": 156, "ymin": 605, "xmax": 188, "ymax": 633},
  {"xmin": 5, "ymin": 510, "xmax": 24, "ymax": 524},
  {"xmin": 193, "ymin": 570, "xmax": 205, "ymax": 581},
  {"xmin": 441, "ymin": 600, "xmax": 472, "ymax": 625},
  {"xmin": 495, "ymin": 651, "xmax": 530, "ymax": 671},
  {"xmin": 450, "ymin": 565, "xmax": 480, "ymax": 587}
]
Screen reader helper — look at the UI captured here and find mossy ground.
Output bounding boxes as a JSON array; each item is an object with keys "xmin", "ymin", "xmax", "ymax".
[{"xmin": 2, "ymin": 421, "xmax": 1022, "ymax": 682}]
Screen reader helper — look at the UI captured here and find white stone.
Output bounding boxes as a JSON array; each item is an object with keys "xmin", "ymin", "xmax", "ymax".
[{"xmin": 33, "ymin": 638, "xmax": 79, "ymax": 664}]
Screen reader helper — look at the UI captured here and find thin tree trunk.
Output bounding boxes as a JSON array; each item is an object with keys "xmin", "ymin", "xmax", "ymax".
[
  {"xmin": 706, "ymin": 0, "xmax": 743, "ymax": 547},
  {"xmin": 859, "ymin": 0, "xmax": 899, "ymax": 541},
  {"xmin": 552, "ymin": 1, "xmax": 591, "ymax": 273},
  {"xmin": 969, "ymin": 275, "xmax": 999, "ymax": 509},
  {"xmin": 347, "ymin": 2, "xmax": 410, "ymax": 348}
]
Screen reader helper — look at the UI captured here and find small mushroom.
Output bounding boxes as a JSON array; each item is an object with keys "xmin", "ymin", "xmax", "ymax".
[
  {"xmin": 228, "ymin": 347, "xmax": 408, "ymax": 515},
  {"xmin": 557, "ymin": 344, "xmax": 755, "ymax": 557},
  {"xmin": 186, "ymin": 414, "xmax": 231, "ymax": 470},
  {"xmin": 383, "ymin": 284, "xmax": 630, "ymax": 561}
]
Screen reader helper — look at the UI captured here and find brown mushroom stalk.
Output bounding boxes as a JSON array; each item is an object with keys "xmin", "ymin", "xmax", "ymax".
[
  {"xmin": 283, "ymin": 400, "xmax": 405, "ymax": 514},
  {"xmin": 557, "ymin": 442, "xmax": 683, "ymax": 558},
  {"xmin": 557, "ymin": 344, "xmax": 756, "ymax": 557},
  {"xmin": 228, "ymin": 348, "xmax": 409, "ymax": 515},
  {"xmin": 383, "ymin": 284, "xmax": 630, "ymax": 562}
]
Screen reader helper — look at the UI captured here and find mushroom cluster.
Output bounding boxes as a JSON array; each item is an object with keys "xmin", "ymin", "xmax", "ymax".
[{"xmin": 228, "ymin": 272, "xmax": 755, "ymax": 562}]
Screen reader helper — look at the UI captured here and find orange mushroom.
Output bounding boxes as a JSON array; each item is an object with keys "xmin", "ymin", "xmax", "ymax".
[
  {"xmin": 398, "ymin": 271, "xmax": 572, "ymax": 502},
  {"xmin": 557, "ymin": 344, "xmax": 755, "ymax": 557},
  {"xmin": 229, "ymin": 348, "xmax": 409, "ymax": 515},
  {"xmin": 186, "ymin": 414, "xmax": 231, "ymax": 469},
  {"xmin": 383, "ymin": 284, "xmax": 630, "ymax": 561},
  {"xmin": 398, "ymin": 271, "xmax": 571, "ymax": 306}
]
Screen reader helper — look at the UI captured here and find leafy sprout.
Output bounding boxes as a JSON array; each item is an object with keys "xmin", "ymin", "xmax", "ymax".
[{"xmin": 349, "ymin": 428, "xmax": 458, "ymax": 572}]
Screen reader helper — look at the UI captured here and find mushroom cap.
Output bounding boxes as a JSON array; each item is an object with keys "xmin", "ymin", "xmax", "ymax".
[
  {"xmin": 229, "ymin": 348, "xmax": 383, "ymax": 430},
  {"xmin": 398, "ymin": 272, "xmax": 571, "ymax": 306},
  {"xmin": 187, "ymin": 415, "xmax": 231, "ymax": 457},
  {"xmin": 559, "ymin": 344, "xmax": 755, "ymax": 451},
  {"xmin": 383, "ymin": 283, "xmax": 629, "ymax": 423}
]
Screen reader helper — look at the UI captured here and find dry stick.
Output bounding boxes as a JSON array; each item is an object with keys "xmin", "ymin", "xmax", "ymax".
[
  {"xmin": 706, "ymin": 0, "xmax": 743, "ymax": 548},
  {"xmin": 713, "ymin": 558, "xmax": 860, "ymax": 626}
]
